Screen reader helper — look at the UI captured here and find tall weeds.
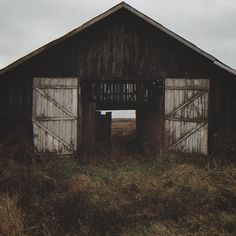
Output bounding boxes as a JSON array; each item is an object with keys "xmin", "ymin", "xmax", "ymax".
[
  {"xmin": 0, "ymin": 141, "xmax": 235, "ymax": 235},
  {"xmin": 0, "ymin": 195, "xmax": 24, "ymax": 236}
]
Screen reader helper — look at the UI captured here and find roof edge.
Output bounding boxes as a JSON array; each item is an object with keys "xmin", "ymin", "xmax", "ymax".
[
  {"xmin": 0, "ymin": 1, "xmax": 236, "ymax": 77},
  {"xmin": 0, "ymin": 2, "xmax": 125, "ymax": 76},
  {"xmin": 123, "ymin": 3, "xmax": 236, "ymax": 76}
]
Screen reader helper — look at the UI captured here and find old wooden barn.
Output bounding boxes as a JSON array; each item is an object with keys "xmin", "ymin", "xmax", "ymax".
[{"xmin": 0, "ymin": 2, "xmax": 236, "ymax": 156}]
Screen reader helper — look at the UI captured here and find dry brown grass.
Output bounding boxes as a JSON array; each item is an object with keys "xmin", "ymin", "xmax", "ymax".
[
  {"xmin": 0, "ymin": 195, "xmax": 24, "ymax": 236},
  {"xmin": 112, "ymin": 118, "xmax": 135, "ymax": 136},
  {"xmin": 0, "ymin": 131, "xmax": 236, "ymax": 235}
]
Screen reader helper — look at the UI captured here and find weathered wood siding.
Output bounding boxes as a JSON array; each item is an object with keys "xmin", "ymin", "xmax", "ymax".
[
  {"xmin": 95, "ymin": 111, "xmax": 112, "ymax": 146},
  {"xmin": 32, "ymin": 78, "xmax": 78, "ymax": 154},
  {"xmin": 1, "ymin": 8, "xmax": 221, "ymax": 80},
  {"xmin": 0, "ymin": 75, "xmax": 32, "ymax": 140},
  {"xmin": 164, "ymin": 78, "xmax": 209, "ymax": 154},
  {"xmin": 80, "ymin": 102, "xmax": 96, "ymax": 158},
  {"xmin": 0, "ymin": 8, "xmax": 235, "ymax": 154},
  {"xmin": 208, "ymin": 77, "xmax": 236, "ymax": 153}
]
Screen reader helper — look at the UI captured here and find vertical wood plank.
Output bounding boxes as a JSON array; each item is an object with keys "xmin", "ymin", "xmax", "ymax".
[
  {"xmin": 164, "ymin": 78, "xmax": 209, "ymax": 155},
  {"xmin": 32, "ymin": 77, "xmax": 78, "ymax": 155}
]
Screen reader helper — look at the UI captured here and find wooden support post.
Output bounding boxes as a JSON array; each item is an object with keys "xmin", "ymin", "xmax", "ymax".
[
  {"xmin": 80, "ymin": 102, "xmax": 96, "ymax": 163},
  {"xmin": 136, "ymin": 85, "xmax": 163, "ymax": 156},
  {"xmin": 95, "ymin": 112, "xmax": 112, "ymax": 151}
]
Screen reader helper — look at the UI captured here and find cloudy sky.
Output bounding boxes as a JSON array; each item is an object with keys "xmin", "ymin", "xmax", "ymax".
[{"xmin": 0, "ymin": 0, "xmax": 235, "ymax": 117}]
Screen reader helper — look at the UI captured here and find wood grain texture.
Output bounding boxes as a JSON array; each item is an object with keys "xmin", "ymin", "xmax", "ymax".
[
  {"xmin": 0, "ymin": 8, "xmax": 235, "ymax": 154},
  {"xmin": 164, "ymin": 78, "xmax": 209, "ymax": 154},
  {"xmin": 32, "ymin": 77, "xmax": 78, "ymax": 154}
]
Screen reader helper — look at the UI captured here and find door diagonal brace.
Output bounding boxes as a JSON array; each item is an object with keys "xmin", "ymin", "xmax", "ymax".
[
  {"xmin": 33, "ymin": 88, "xmax": 76, "ymax": 119},
  {"xmin": 167, "ymin": 121, "xmax": 207, "ymax": 151},
  {"xmin": 166, "ymin": 90, "xmax": 207, "ymax": 118}
]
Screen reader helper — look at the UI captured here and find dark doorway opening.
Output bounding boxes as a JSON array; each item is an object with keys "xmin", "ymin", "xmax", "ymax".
[
  {"xmin": 111, "ymin": 110, "xmax": 137, "ymax": 156},
  {"xmin": 95, "ymin": 110, "xmax": 137, "ymax": 156},
  {"xmin": 81, "ymin": 79, "xmax": 163, "ymax": 158}
]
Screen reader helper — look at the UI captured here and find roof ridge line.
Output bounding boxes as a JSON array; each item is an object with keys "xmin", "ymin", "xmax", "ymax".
[{"xmin": 0, "ymin": 2, "xmax": 235, "ymax": 76}]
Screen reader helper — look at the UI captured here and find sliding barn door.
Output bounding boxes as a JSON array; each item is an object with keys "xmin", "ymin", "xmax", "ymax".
[
  {"xmin": 32, "ymin": 78, "xmax": 78, "ymax": 155},
  {"xmin": 164, "ymin": 78, "xmax": 209, "ymax": 155}
]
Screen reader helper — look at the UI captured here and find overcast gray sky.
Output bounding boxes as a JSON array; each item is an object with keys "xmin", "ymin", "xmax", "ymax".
[{"xmin": 0, "ymin": 0, "xmax": 235, "ymax": 117}]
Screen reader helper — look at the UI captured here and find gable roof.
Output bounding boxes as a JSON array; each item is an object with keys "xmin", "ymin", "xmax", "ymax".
[{"xmin": 0, "ymin": 1, "xmax": 236, "ymax": 76}]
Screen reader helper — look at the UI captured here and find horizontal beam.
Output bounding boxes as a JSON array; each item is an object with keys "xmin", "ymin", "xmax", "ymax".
[
  {"xmin": 33, "ymin": 86, "xmax": 78, "ymax": 89},
  {"xmin": 81, "ymin": 79, "xmax": 162, "ymax": 83},
  {"xmin": 165, "ymin": 87, "xmax": 208, "ymax": 90},
  {"xmin": 33, "ymin": 117, "xmax": 77, "ymax": 121},
  {"xmin": 96, "ymin": 103, "xmax": 139, "ymax": 110},
  {"xmin": 165, "ymin": 117, "xmax": 207, "ymax": 123}
]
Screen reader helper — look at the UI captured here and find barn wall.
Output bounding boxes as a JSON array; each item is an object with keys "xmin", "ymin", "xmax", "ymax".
[
  {"xmin": 0, "ymin": 8, "xmax": 235, "ymax": 153},
  {"xmin": 208, "ymin": 75, "xmax": 236, "ymax": 154},
  {"xmin": 80, "ymin": 102, "xmax": 96, "ymax": 157},
  {"xmin": 95, "ymin": 112, "xmax": 112, "ymax": 147},
  {"xmin": 136, "ymin": 82, "xmax": 164, "ymax": 154},
  {"xmin": 24, "ymin": 9, "xmax": 217, "ymax": 79},
  {"xmin": 0, "ymin": 71, "xmax": 33, "ymax": 141},
  {"xmin": 1, "ymin": 9, "xmax": 222, "ymax": 80}
]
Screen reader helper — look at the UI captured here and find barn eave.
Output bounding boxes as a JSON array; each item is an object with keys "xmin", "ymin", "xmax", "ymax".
[{"xmin": 0, "ymin": 1, "xmax": 235, "ymax": 77}]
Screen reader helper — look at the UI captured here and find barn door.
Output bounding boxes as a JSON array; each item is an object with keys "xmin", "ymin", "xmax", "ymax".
[
  {"xmin": 32, "ymin": 78, "xmax": 79, "ymax": 155},
  {"xmin": 164, "ymin": 78, "xmax": 209, "ymax": 155}
]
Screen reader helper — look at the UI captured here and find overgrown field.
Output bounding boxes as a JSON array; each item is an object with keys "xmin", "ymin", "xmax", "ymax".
[{"xmin": 0, "ymin": 142, "xmax": 236, "ymax": 235}]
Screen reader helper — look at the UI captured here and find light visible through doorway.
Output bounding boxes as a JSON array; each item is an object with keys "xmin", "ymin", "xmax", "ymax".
[
  {"xmin": 95, "ymin": 110, "xmax": 137, "ymax": 160},
  {"xmin": 111, "ymin": 110, "xmax": 136, "ymax": 156}
]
